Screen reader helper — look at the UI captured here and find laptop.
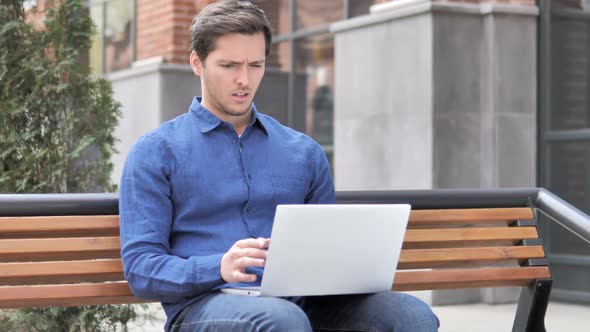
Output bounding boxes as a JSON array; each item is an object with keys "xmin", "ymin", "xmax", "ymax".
[{"xmin": 220, "ymin": 204, "xmax": 411, "ymax": 297}]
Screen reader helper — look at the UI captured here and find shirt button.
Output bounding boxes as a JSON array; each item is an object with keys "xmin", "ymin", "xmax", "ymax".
[
  {"xmin": 247, "ymin": 174, "xmax": 252, "ymax": 180},
  {"xmin": 246, "ymin": 207, "xmax": 252, "ymax": 213},
  {"xmin": 239, "ymin": 142, "xmax": 244, "ymax": 149}
]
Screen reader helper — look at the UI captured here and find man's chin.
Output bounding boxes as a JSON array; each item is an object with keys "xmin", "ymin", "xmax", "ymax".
[{"xmin": 222, "ymin": 105, "xmax": 251, "ymax": 117}]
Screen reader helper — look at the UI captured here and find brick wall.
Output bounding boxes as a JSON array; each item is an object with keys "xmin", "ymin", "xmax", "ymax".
[{"xmin": 136, "ymin": 0, "xmax": 205, "ymax": 64}]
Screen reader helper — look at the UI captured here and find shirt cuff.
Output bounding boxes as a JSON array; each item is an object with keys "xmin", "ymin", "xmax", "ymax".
[{"xmin": 189, "ymin": 253, "xmax": 225, "ymax": 291}]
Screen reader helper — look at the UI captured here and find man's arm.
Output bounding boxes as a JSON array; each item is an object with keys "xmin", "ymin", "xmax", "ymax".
[
  {"xmin": 305, "ymin": 143, "xmax": 336, "ymax": 204},
  {"xmin": 119, "ymin": 135, "xmax": 224, "ymax": 302}
]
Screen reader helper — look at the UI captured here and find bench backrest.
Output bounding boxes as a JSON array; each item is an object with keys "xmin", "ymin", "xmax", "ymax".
[{"xmin": 0, "ymin": 207, "xmax": 550, "ymax": 308}]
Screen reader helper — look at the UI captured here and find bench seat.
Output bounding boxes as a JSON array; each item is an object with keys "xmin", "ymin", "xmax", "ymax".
[{"xmin": 0, "ymin": 207, "xmax": 549, "ymax": 309}]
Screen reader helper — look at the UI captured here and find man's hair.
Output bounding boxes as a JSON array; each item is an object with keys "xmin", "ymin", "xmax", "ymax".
[{"xmin": 189, "ymin": 0, "xmax": 272, "ymax": 62}]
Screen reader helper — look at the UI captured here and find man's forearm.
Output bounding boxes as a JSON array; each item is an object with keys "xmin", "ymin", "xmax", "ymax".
[{"xmin": 123, "ymin": 246, "xmax": 225, "ymax": 302}]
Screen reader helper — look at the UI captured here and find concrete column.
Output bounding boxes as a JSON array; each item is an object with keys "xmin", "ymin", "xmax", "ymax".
[
  {"xmin": 332, "ymin": 2, "xmax": 434, "ymax": 190},
  {"xmin": 332, "ymin": 0, "xmax": 538, "ymax": 305}
]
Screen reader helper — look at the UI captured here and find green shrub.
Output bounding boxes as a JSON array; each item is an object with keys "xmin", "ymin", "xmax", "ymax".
[
  {"xmin": 0, "ymin": 1, "xmax": 148, "ymax": 331},
  {"xmin": 0, "ymin": 0, "xmax": 119, "ymax": 193}
]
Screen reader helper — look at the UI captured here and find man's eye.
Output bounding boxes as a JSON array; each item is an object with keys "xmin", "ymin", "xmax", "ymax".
[
  {"xmin": 221, "ymin": 64, "xmax": 236, "ymax": 68},
  {"xmin": 250, "ymin": 64, "xmax": 263, "ymax": 68}
]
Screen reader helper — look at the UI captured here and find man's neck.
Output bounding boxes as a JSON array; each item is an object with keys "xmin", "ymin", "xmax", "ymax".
[
  {"xmin": 201, "ymin": 101, "xmax": 251, "ymax": 136},
  {"xmin": 231, "ymin": 115, "xmax": 250, "ymax": 136}
]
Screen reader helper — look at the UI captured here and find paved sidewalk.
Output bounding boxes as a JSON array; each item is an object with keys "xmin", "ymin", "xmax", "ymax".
[
  {"xmin": 130, "ymin": 301, "xmax": 590, "ymax": 331},
  {"xmin": 433, "ymin": 301, "xmax": 590, "ymax": 332}
]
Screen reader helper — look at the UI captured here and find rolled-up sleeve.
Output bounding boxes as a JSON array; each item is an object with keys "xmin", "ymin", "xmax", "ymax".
[{"xmin": 119, "ymin": 135, "xmax": 224, "ymax": 303}]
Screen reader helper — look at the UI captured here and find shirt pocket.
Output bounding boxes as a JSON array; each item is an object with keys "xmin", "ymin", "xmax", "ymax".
[{"xmin": 271, "ymin": 175, "xmax": 311, "ymax": 205}]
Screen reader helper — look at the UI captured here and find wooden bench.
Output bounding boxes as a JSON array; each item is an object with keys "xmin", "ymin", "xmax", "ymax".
[{"xmin": 0, "ymin": 191, "xmax": 556, "ymax": 331}]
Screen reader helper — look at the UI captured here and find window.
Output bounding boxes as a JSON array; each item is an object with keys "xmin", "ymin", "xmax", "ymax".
[
  {"xmin": 253, "ymin": 0, "xmax": 374, "ymax": 169},
  {"xmin": 88, "ymin": 0, "xmax": 135, "ymax": 75}
]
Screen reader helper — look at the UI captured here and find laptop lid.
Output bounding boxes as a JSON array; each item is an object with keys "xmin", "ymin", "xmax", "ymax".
[{"xmin": 259, "ymin": 204, "xmax": 411, "ymax": 297}]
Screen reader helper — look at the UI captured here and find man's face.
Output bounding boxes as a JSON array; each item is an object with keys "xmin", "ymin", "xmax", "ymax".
[{"xmin": 191, "ymin": 33, "xmax": 266, "ymax": 119}]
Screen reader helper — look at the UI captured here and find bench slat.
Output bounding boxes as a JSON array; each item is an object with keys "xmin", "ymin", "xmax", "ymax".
[
  {"xmin": 0, "ymin": 208, "xmax": 534, "ymax": 237},
  {"xmin": 0, "ymin": 237, "xmax": 120, "ymax": 262},
  {"xmin": 397, "ymin": 246, "xmax": 546, "ymax": 269},
  {"xmin": 0, "ymin": 282, "xmax": 148, "ymax": 308},
  {"xmin": 409, "ymin": 208, "xmax": 534, "ymax": 224},
  {"xmin": 0, "ymin": 266, "xmax": 551, "ymax": 308},
  {"xmin": 0, "ymin": 259, "xmax": 124, "ymax": 285},
  {"xmin": 393, "ymin": 266, "xmax": 550, "ymax": 291},
  {"xmin": 404, "ymin": 227, "xmax": 538, "ymax": 244},
  {"xmin": 0, "ymin": 246, "xmax": 547, "ymax": 284},
  {"xmin": 0, "ymin": 216, "xmax": 119, "ymax": 238}
]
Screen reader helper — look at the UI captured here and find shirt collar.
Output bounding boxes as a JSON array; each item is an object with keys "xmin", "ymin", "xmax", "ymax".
[{"xmin": 189, "ymin": 96, "xmax": 268, "ymax": 136}]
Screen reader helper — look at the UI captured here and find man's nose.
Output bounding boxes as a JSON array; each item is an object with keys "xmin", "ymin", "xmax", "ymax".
[{"xmin": 235, "ymin": 66, "xmax": 249, "ymax": 86}]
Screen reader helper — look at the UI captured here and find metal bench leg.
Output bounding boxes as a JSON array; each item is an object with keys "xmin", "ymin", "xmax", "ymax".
[{"xmin": 512, "ymin": 279, "xmax": 552, "ymax": 332}]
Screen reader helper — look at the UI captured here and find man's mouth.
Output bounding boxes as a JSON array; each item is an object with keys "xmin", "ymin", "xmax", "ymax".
[{"xmin": 232, "ymin": 91, "xmax": 250, "ymax": 103}]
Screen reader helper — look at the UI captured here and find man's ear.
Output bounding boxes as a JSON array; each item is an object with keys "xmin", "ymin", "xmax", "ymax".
[{"xmin": 190, "ymin": 51, "xmax": 203, "ymax": 76}]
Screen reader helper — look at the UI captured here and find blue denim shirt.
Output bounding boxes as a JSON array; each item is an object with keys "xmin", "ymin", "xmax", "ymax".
[{"xmin": 119, "ymin": 97, "xmax": 336, "ymax": 331}]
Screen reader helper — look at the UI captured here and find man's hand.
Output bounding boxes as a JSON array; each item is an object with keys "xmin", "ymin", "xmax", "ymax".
[{"xmin": 220, "ymin": 237, "xmax": 270, "ymax": 283}]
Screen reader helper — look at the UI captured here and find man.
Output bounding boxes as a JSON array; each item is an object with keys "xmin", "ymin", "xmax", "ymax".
[{"xmin": 119, "ymin": 1, "xmax": 439, "ymax": 331}]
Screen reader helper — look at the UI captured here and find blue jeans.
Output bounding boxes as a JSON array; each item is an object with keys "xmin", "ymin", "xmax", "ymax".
[{"xmin": 170, "ymin": 291, "xmax": 439, "ymax": 331}]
